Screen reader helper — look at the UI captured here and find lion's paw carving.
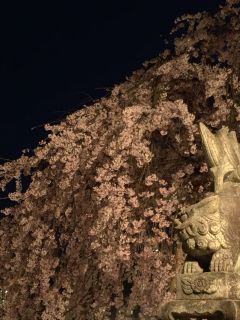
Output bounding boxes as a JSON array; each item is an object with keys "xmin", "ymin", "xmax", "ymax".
[
  {"xmin": 183, "ymin": 262, "xmax": 203, "ymax": 274},
  {"xmin": 210, "ymin": 250, "xmax": 234, "ymax": 272}
]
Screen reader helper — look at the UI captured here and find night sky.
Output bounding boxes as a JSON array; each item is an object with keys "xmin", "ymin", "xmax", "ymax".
[{"xmin": 1, "ymin": 1, "xmax": 225, "ymax": 161}]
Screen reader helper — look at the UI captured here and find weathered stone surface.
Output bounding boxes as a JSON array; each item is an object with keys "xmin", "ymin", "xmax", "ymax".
[
  {"xmin": 177, "ymin": 272, "xmax": 240, "ymax": 300},
  {"xmin": 174, "ymin": 123, "xmax": 240, "ymax": 275},
  {"xmin": 159, "ymin": 123, "xmax": 240, "ymax": 319},
  {"xmin": 160, "ymin": 299, "xmax": 240, "ymax": 320}
]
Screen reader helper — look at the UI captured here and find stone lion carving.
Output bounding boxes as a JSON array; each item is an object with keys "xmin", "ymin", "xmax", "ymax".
[{"xmin": 175, "ymin": 122, "xmax": 240, "ymax": 274}]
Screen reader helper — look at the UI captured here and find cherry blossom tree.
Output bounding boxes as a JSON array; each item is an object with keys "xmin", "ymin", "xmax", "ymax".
[{"xmin": 1, "ymin": 0, "xmax": 240, "ymax": 319}]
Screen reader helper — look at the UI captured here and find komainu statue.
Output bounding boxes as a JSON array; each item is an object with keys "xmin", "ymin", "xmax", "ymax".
[
  {"xmin": 159, "ymin": 122, "xmax": 240, "ymax": 320},
  {"xmin": 175, "ymin": 122, "xmax": 240, "ymax": 275}
]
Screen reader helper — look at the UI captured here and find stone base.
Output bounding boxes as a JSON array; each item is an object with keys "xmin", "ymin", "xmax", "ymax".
[
  {"xmin": 159, "ymin": 299, "xmax": 240, "ymax": 320},
  {"xmin": 177, "ymin": 272, "xmax": 240, "ymax": 300}
]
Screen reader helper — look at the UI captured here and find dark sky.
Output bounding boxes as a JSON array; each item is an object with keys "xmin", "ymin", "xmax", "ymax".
[{"xmin": 0, "ymin": 1, "xmax": 225, "ymax": 160}]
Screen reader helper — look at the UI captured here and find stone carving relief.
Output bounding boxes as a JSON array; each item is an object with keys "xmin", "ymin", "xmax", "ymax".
[
  {"xmin": 175, "ymin": 122, "xmax": 240, "ymax": 276},
  {"xmin": 159, "ymin": 122, "xmax": 240, "ymax": 319}
]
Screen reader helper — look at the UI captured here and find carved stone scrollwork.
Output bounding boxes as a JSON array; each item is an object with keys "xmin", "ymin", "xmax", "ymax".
[{"xmin": 181, "ymin": 275, "xmax": 217, "ymax": 295}]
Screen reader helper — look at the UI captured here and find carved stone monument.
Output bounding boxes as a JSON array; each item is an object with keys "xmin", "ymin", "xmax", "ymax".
[{"xmin": 159, "ymin": 122, "xmax": 240, "ymax": 319}]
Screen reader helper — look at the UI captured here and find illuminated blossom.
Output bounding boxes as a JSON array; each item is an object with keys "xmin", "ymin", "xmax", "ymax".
[{"xmin": 0, "ymin": 1, "xmax": 240, "ymax": 319}]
